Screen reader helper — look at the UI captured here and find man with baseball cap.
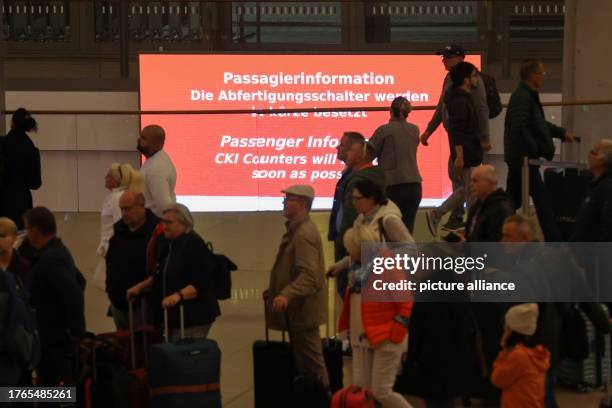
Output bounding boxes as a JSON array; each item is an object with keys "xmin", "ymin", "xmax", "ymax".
[
  {"xmin": 264, "ymin": 184, "xmax": 329, "ymax": 389},
  {"xmin": 421, "ymin": 44, "xmax": 491, "ymax": 232}
]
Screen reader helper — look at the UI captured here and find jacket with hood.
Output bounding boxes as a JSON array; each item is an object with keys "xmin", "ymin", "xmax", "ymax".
[
  {"xmin": 465, "ymin": 188, "xmax": 515, "ymax": 242},
  {"xmin": 492, "ymin": 343, "xmax": 550, "ymax": 408},
  {"xmin": 338, "ymin": 200, "xmax": 414, "ymax": 348},
  {"xmin": 445, "ymin": 87, "xmax": 483, "ymax": 168},
  {"xmin": 338, "ymin": 165, "xmax": 385, "ymax": 250}
]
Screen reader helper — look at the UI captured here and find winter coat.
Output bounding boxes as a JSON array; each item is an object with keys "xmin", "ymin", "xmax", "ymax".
[
  {"xmin": 27, "ymin": 238, "xmax": 85, "ymax": 347},
  {"xmin": 445, "ymin": 87, "xmax": 483, "ymax": 167},
  {"xmin": 466, "ymin": 188, "xmax": 515, "ymax": 242},
  {"xmin": 338, "ymin": 200, "xmax": 413, "ymax": 347},
  {"xmin": 504, "ymin": 82, "xmax": 566, "ymax": 165},
  {"xmin": 0, "ymin": 129, "xmax": 42, "ymax": 229},
  {"xmin": 152, "ymin": 231, "xmax": 220, "ymax": 329},
  {"xmin": 267, "ymin": 214, "xmax": 327, "ymax": 332},
  {"xmin": 492, "ymin": 344, "xmax": 550, "ymax": 408},
  {"xmin": 105, "ymin": 209, "xmax": 159, "ymax": 311}
]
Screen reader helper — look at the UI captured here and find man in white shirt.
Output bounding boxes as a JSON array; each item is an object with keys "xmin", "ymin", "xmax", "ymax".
[{"xmin": 137, "ymin": 125, "xmax": 177, "ymax": 216}]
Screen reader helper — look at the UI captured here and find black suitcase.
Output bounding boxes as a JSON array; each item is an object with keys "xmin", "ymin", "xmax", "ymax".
[
  {"xmin": 558, "ymin": 304, "xmax": 611, "ymax": 391},
  {"xmin": 254, "ymin": 299, "xmax": 334, "ymax": 408},
  {"xmin": 252, "ymin": 316, "xmax": 295, "ymax": 408},
  {"xmin": 544, "ymin": 167, "xmax": 593, "ymax": 240}
]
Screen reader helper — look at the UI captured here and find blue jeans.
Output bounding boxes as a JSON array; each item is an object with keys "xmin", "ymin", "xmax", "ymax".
[{"xmin": 545, "ymin": 368, "xmax": 559, "ymax": 408}]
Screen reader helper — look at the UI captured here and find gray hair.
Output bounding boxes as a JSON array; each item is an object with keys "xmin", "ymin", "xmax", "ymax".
[
  {"xmin": 597, "ymin": 139, "xmax": 612, "ymax": 169},
  {"xmin": 163, "ymin": 203, "xmax": 194, "ymax": 232}
]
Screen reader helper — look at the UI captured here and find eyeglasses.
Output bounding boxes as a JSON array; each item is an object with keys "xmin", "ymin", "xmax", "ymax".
[
  {"xmin": 160, "ymin": 218, "xmax": 174, "ymax": 225},
  {"xmin": 282, "ymin": 196, "xmax": 303, "ymax": 204}
]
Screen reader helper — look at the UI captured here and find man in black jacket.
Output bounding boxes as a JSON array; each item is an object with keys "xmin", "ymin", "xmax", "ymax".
[
  {"xmin": 504, "ymin": 59, "xmax": 577, "ymax": 242},
  {"xmin": 572, "ymin": 139, "xmax": 612, "ymax": 242},
  {"xmin": 465, "ymin": 165, "xmax": 515, "ymax": 242},
  {"xmin": 24, "ymin": 207, "xmax": 85, "ymax": 386},
  {"xmin": 426, "ymin": 61, "xmax": 483, "ymax": 236},
  {"xmin": 106, "ymin": 190, "xmax": 159, "ymax": 329},
  {"xmin": 328, "ymin": 132, "xmax": 364, "ymax": 298},
  {"xmin": 572, "ymin": 140, "xmax": 612, "ymax": 303}
]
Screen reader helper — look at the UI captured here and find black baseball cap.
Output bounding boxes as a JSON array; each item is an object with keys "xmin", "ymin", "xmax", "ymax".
[{"xmin": 436, "ymin": 44, "xmax": 466, "ymax": 58}]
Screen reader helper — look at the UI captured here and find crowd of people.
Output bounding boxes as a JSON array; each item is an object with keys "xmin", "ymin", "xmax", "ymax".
[{"xmin": 1, "ymin": 44, "xmax": 612, "ymax": 408}]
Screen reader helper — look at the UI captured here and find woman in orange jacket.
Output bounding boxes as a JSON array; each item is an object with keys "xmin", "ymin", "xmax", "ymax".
[
  {"xmin": 492, "ymin": 303, "xmax": 550, "ymax": 408},
  {"xmin": 329, "ymin": 179, "xmax": 414, "ymax": 408}
]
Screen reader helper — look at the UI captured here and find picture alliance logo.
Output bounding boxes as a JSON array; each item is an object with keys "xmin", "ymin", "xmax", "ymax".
[{"xmin": 371, "ymin": 253, "xmax": 488, "ymax": 275}]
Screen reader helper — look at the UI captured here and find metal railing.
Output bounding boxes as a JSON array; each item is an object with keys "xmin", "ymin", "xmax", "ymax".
[{"xmin": 4, "ymin": 99, "xmax": 611, "ymax": 116}]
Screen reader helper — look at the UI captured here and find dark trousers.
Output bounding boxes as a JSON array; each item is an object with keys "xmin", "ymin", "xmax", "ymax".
[
  {"xmin": 386, "ymin": 182, "xmax": 422, "ymax": 234},
  {"xmin": 333, "ymin": 239, "xmax": 349, "ymax": 299},
  {"xmin": 506, "ymin": 163, "xmax": 563, "ymax": 242},
  {"xmin": 544, "ymin": 368, "xmax": 559, "ymax": 408},
  {"xmin": 38, "ymin": 343, "xmax": 78, "ymax": 387}
]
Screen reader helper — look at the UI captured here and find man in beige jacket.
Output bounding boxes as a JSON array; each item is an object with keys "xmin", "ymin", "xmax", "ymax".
[{"xmin": 265, "ymin": 184, "xmax": 329, "ymax": 388}]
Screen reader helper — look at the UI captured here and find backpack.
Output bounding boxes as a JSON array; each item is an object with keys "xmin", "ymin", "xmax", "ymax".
[
  {"xmin": 205, "ymin": 241, "xmax": 237, "ymax": 300},
  {"xmin": 479, "ymin": 72, "xmax": 502, "ymax": 119},
  {"xmin": 0, "ymin": 269, "xmax": 41, "ymax": 371}
]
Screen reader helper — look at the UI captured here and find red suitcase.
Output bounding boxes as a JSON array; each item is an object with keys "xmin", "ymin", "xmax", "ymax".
[
  {"xmin": 91, "ymin": 299, "xmax": 156, "ymax": 408},
  {"xmin": 98, "ymin": 298, "xmax": 162, "ymax": 370},
  {"xmin": 331, "ymin": 386, "xmax": 377, "ymax": 408}
]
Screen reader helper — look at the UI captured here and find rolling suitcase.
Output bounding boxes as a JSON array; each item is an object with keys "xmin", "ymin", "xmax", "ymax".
[
  {"xmin": 323, "ymin": 276, "xmax": 344, "ymax": 393},
  {"xmin": 331, "ymin": 386, "xmax": 377, "ymax": 408},
  {"xmin": 253, "ymin": 301, "xmax": 295, "ymax": 408},
  {"xmin": 90, "ymin": 299, "xmax": 151, "ymax": 408},
  {"xmin": 97, "ymin": 297, "xmax": 163, "ymax": 370},
  {"xmin": 544, "ymin": 166, "xmax": 592, "ymax": 240},
  {"xmin": 149, "ymin": 304, "xmax": 222, "ymax": 408},
  {"xmin": 558, "ymin": 304, "xmax": 611, "ymax": 391}
]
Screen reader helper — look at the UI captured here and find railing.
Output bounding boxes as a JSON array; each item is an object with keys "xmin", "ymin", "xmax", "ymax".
[
  {"xmin": 4, "ymin": 99, "xmax": 611, "ymax": 116},
  {"xmin": 3, "ymin": 99, "xmax": 611, "ymax": 213}
]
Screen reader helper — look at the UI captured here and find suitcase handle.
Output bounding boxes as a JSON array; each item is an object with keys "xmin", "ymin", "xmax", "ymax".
[
  {"xmin": 163, "ymin": 302, "xmax": 185, "ymax": 343},
  {"xmin": 326, "ymin": 275, "xmax": 337, "ymax": 340},
  {"xmin": 521, "ymin": 157, "xmax": 530, "ymax": 217},
  {"xmin": 263, "ymin": 299, "xmax": 290, "ymax": 344},
  {"xmin": 128, "ymin": 296, "xmax": 150, "ymax": 370}
]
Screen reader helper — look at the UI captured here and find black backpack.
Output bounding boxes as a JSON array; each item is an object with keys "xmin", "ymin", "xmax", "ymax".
[
  {"xmin": 479, "ymin": 72, "xmax": 502, "ymax": 119},
  {"xmin": 205, "ymin": 242, "xmax": 237, "ymax": 300}
]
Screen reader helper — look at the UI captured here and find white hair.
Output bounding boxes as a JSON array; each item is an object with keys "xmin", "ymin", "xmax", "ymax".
[{"xmin": 163, "ymin": 203, "xmax": 194, "ymax": 232}]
